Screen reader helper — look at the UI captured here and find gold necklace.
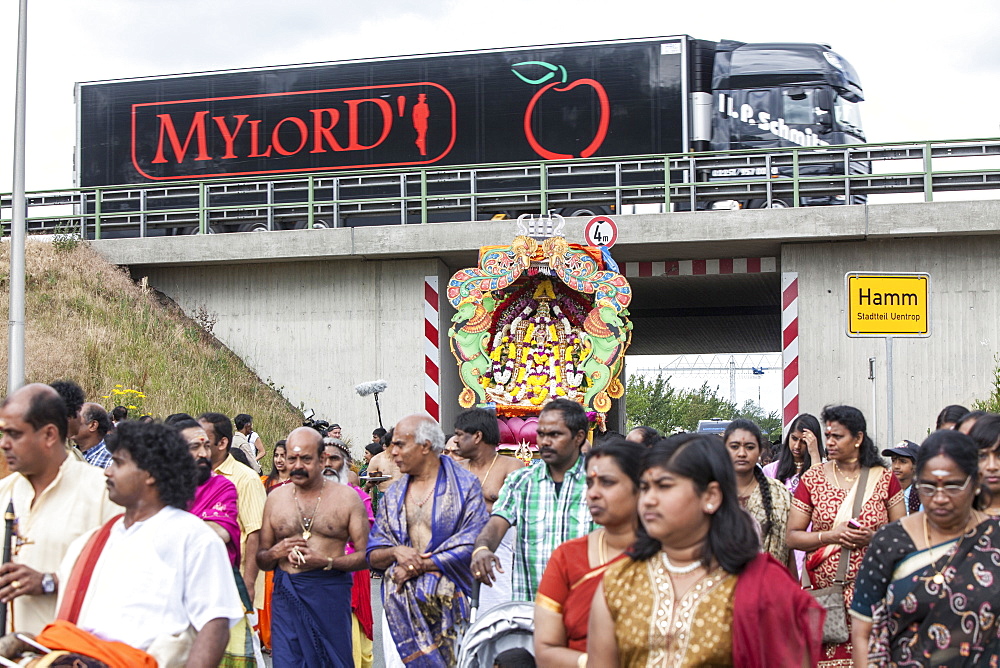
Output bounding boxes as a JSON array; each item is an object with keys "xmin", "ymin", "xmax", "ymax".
[
  {"xmin": 833, "ymin": 461, "xmax": 859, "ymax": 487},
  {"xmin": 923, "ymin": 511, "xmax": 979, "ymax": 585},
  {"xmin": 480, "ymin": 453, "xmax": 500, "ymax": 488},
  {"xmin": 293, "ymin": 479, "xmax": 325, "ymax": 540}
]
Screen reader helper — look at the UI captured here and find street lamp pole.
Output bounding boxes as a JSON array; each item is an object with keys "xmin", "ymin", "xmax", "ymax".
[{"xmin": 8, "ymin": 0, "xmax": 28, "ymax": 392}]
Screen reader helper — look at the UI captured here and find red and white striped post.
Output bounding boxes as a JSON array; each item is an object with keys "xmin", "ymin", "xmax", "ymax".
[
  {"xmin": 781, "ymin": 272, "xmax": 800, "ymax": 430},
  {"xmin": 424, "ymin": 276, "xmax": 441, "ymax": 421}
]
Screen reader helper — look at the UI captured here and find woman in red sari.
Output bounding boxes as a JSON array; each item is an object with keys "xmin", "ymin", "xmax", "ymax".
[
  {"xmin": 534, "ymin": 438, "xmax": 642, "ymax": 667},
  {"xmin": 787, "ymin": 405, "xmax": 905, "ymax": 667}
]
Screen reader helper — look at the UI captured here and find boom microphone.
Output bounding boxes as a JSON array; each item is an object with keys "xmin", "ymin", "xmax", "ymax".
[{"xmin": 355, "ymin": 380, "xmax": 388, "ymax": 397}]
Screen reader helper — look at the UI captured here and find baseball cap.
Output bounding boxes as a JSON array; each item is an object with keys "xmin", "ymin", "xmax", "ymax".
[{"xmin": 882, "ymin": 440, "xmax": 919, "ymax": 460}]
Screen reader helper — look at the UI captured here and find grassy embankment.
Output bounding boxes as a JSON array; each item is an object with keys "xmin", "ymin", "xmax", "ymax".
[{"xmin": 0, "ymin": 239, "xmax": 301, "ymax": 469}]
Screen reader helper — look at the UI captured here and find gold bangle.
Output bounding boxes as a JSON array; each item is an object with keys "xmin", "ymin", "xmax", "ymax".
[
  {"xmin": 324, "ymin": 556, "xmax": 334, "ymax": 571},
  {"xmin": 818, "ymin": 532, "xmax": 824, "ymax": 545},
  {"xmin": 578, "ymin": 653, "xmax": 588, "ymax": 668},
  {"xmin": 472, "ymin": 545, "xmax": 490, "ymax": 558}
]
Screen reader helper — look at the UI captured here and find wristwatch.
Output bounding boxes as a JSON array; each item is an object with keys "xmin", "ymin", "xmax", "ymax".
[{"xmin": 41, "ymin": 573, "xmax": 55, "ymax": 595}]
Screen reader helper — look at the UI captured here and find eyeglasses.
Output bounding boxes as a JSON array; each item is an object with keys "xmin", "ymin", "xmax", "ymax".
[{"xmin": 915, "ymin": 476, "xmax": 972, "ymax": 498}]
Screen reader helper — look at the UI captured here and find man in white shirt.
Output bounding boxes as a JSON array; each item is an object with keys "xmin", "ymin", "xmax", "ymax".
[
  {"xmin": 58, "ymin": 420, "xmax": 243, "ymax": 667},
  {"xmin": 0, "ymin": 384, "xmax": 120, "ymax": 633}
]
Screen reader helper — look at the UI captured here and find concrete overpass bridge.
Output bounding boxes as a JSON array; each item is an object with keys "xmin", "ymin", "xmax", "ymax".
[{"xmin": 89, "ymin": 197, "xmax": 1000, "ymax": 448}]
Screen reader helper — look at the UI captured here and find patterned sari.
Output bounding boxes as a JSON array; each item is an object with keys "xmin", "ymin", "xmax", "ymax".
[
  {"xmin": 851, "ymin": 519, "xmax": 1000, "ymax": 666},
  {"xmin": 792, "ymin": 465, "xmax": 903, "ymax": 666},
  {"xmin": 743, "ymin": 475, "xmax": 792, "ymax": 565}
]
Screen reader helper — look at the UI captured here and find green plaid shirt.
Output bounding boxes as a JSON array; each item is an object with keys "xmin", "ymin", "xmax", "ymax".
[{"xmin": 492, "ymin": 455, "xmax": 594, "ymax": 601}]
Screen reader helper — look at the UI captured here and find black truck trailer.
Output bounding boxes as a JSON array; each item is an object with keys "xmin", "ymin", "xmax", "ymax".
[{"xmin": 74, "ymin": 36, "xmax": 866, "ymax": 234}]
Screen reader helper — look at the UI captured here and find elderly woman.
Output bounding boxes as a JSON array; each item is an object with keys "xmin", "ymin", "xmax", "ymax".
[
  {"xmin": 850, "ymin": 429, "xmax": 1000, "ymax": 666},
  {"xmin": 787, "ymin": 404, "xmax": 905, "ymax": 666},
  {"xmin": 534, "ymin": 439, "xmax": 641, "ymax": 667},
  {"xmin": 587, "ymin": 433, "xmax": 825, "ymax": 667}
]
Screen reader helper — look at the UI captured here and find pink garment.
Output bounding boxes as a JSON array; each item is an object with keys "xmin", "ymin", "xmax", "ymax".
[
  {"xmin": 188, "ymin": 473, "xmax": 241, "ymax": 567},
  {"xmin": 346, "ymin": 483, "xmax": 375, "ymax": 555},
  {"xmin": 761, "ymin": 460, "xmax": 806, "ymax": 573},
  {"xmin": 348, "ymin": 483, "xmax": 376, "ymax": 640}
]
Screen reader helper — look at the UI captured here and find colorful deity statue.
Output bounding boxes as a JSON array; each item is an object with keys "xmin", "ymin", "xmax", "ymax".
[{"xmin": 447, "ymin": 232, "xmax": 632, "ymax": 417}]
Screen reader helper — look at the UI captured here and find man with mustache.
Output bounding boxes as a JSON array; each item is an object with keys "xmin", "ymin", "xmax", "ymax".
[
  {"xmin": 174, "ymin": 419, "xmax": 241, "ymax": 569},
  {"xmin": 53, "ymin": 420, "xmax": 243, "ymax": 667},
  {"xmin": 472, "ymin": 398, "xmax": 594, "ymax": 602},
  {"xmin": 258, "ymin": 427, "xmax": 369, "ymax": 667},
  {"xmin": 199, "ymin": 412, "xmax": 266, "ymax": 667},
  {"xmin": 323, "ymin": 437, "xmax": 361, "ymax": 486},
  {"xmin": 0, "ymin": 384, "xmax": 120, "ymax": 634}
]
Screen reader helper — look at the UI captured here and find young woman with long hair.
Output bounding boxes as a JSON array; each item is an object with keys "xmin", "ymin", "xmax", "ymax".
[
  {"xmin": 723, "ymin": 419, "xmax": 794, "ymax": 571},
  {"xmin": 587, "ymin": 434, "xmax": 824, "ymax": 667},
  {"xmin": 787, "ymin": 404, "xmax": 905, "ymax": 666},
  {"xmin": 763, "ymin": 413, "xmax": 825, "ymax": 494}
]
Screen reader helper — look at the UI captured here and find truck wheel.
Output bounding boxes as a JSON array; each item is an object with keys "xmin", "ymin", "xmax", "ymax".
[
  {"xmin": 180, "ymin": 224, "xmax": 221, "ymax": 235},
  {"xmin": 293, "ymin": 219, "xmax": 332, "ymax": 229},
  {"xmin": 237, "ymin": 222, "xmax": 270, "ymax": 233},
  {"xmin": 749, "ymin": 198, "xmax": 791, "ymax": 209}
]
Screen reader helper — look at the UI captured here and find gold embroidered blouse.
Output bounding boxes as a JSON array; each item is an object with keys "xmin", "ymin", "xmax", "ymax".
[{"xmin": 603, "ymin": 553, "xmax": 736, "ymax": 667}]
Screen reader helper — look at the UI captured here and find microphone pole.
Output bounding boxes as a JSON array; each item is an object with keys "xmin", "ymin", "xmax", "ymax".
[{"xmin": 1, "ymin": 501, "xmax": 15, "ymax": 632}]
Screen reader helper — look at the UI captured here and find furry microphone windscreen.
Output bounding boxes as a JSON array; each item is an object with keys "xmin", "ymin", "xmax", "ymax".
[{"xmin": 355, "ymin": 379, "xmax": 388, "ymax": 397}]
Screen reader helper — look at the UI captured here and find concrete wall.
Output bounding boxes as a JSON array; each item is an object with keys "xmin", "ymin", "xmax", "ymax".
[
  {"xmin": 783, "ymin": 235, "xmax": 1000, "ymax": 447},
  {"xmin": 98, "ymin": 200, "xmax": 1000, "ymax": 450},
  {"xmin": 138, "ymin": 256, "xmax": 459, "ymax": 453}
]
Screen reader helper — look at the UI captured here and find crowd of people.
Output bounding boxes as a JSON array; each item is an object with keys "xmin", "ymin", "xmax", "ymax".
[{"xmin": 0, "ymin": 378, "xmax": 998, "ymax": 667}]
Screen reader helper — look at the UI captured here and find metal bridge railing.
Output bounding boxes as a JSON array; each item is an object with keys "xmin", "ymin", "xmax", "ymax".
[{"xmin": 2, "ymin": 137, "xmax": 1000, "ymax": 238}]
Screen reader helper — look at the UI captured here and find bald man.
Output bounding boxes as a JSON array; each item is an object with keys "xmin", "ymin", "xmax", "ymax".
[
  {"xmin": 0, "ymin": 384, "xmax": 120, "ymax": 633},
  {"xmin": 258, "ymin": 427, "xmax": 369, "ymax": 668}
]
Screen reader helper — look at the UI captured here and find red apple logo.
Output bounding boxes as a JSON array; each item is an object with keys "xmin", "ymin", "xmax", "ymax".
[{"xmin": 512, "ymin": 61, "xmax": 610, "ymax": 160}]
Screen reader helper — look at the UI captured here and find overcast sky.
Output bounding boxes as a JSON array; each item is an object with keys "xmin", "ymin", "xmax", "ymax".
[{"xmin": 1, "ymin": 0, "xmax": 999, "ymax": 190}]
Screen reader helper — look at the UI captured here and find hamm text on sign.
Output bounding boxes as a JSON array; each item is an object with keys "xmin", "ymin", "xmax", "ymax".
[{"xmin": 845, "ymin": 272, "xmax": 930, "ymax": 338}]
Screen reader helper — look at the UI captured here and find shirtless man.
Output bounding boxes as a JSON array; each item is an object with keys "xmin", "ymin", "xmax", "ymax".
[
  {"xmin": 257, "ymin": 427, "xmax": 368, "ymax": 668},
  {"xmin": 365, "ymin": 430, "xmax": 402, "ymax": 494},
  {"xmin": 453, "ymin": 408, "xmax": 524, "ymax": 612}
]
